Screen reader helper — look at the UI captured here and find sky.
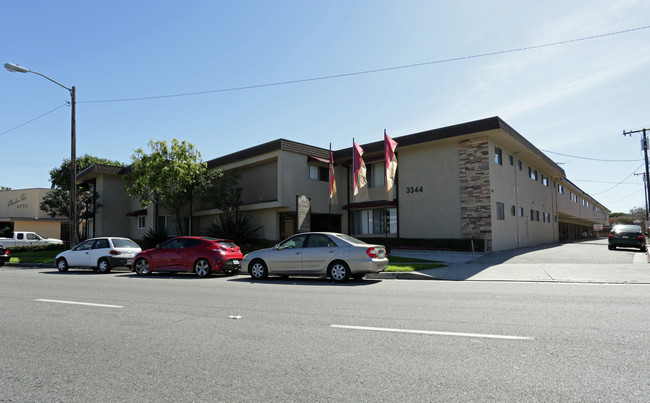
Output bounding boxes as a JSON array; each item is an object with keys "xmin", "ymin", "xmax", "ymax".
[{"xmin": 2, "ymin": 0, "xmax": 649, "ymax": 214}]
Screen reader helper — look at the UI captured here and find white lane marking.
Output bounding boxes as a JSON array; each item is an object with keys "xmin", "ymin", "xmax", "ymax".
[
  {"xmin": 331, "ymin": 324, "xmax": 532, "ymax": 340},
  {"xmin": 35, "ymin": 299, "xmax": 124, "ymax": 308}
]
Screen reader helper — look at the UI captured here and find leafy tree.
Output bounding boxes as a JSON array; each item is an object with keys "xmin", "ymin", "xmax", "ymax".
[
  {"xmin": 40, "ymin": 188, "xmax": 102, "ymax": 238},
  {"xmin": 41, "ymin": 154, "xmax": 124, "ymax": 242},
  {"xmin": 0, "ymin": 186, "xmax": 10, "ymax": 191},
  {"xmin": 211, "ymin": 171, "xmax": 242, "ymax": 215},
  {"xmin": 629, "ymin": 206, "xmax": 647, "ymax": 223},
  {"xmin": 124, "ymin": 139, "xmax": 218, "ymax": 236},
  {"xmin": 201, "ymin": 171, "xmax": 261, "ymax": 244},
  {"xmin": 48, "ymin": 154, "xmax": 124, "ymax": 190}
]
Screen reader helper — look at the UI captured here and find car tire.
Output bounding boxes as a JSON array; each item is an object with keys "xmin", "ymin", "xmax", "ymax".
[
  {"xmin": 249, "ymin": 260, "xmax": 268, "ymax": 280},
  {"xmin": 134, "ymin": 258, "xmax": 151, "ymax": 276},
  {"xmin": 608, "ymin": 245, "xmax": 614, "ymax": 250},
  {"xmin": 194, "ymin": 258, "xmax": 212, "ymax": 277},
  {"xmin": 328, "ymin": 261, "xmax": 350, "ymax": 283},
  {"xmin": 56, "ymin": 258, "xmax": 69, "ymax": 272},
  {"xmin": 97, "ymin": 258, "xmax": 111, "ymax": 274}
]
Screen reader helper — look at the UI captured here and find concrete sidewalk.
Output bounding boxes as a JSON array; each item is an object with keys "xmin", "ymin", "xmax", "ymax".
[{"xmin": 371, "ymin": 245, "xmax": 650, "ymax": 284}]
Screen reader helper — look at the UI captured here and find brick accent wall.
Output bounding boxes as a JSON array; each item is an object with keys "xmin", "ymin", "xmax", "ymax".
[{"xmin": 458, "ymin": 137, "xmax": 492, "ymax": 250}]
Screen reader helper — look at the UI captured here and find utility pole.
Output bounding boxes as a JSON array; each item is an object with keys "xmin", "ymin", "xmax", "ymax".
[{"xmin": 624, "ymin": 128, "xmax": 650, "ymax": 229}]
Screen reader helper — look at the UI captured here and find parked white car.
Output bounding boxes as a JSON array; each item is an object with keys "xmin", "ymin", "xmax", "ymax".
[{"xmin": 55, "ymin": 237, "xmax": 141, "ymax": 273}]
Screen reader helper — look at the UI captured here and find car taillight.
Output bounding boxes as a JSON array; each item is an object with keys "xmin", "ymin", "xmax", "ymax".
[
  {"xmin": 109, "ymin": 250, "xmax": 121, "ymax": 255},
  {"xmin": 366, "ymin": 247, "xmax": 377, "ymax": 258},
  {"xmin": 608, "ymin": 233, "xmax": 614, "ymax": 238},
  {"xmin": 638, "ymin": 234, "xmax": 645, "ymax": 240},
  {"xmin": 5, "ymin": 249, "xmax": 9, "ymax": 255}
]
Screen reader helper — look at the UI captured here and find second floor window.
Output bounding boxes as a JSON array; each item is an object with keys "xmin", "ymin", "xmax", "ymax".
[{"xmin": 309, "ymin": 165, "xmax": 328, "ymax": 182}]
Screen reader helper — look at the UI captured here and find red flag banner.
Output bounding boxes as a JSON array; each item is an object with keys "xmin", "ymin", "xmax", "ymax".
[
  {"xmin": 353, "ymin": 141, "xmax": 368, "ymax": 202},
  {"xmin": 329, "ymin": 145, "xmax": 337, "ymax": 205},
  {"xmin": 384, "ymin": 130, "xmax": 398, "ymax": 200}
]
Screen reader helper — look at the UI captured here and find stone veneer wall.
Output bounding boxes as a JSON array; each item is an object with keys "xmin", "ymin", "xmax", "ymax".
[{"xmin": 458, "ymin": 137, "xmax": 492, "ymax": 250}]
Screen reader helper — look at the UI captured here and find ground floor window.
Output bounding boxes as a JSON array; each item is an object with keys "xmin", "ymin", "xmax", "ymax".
[
  {"xmin": 137, "ymin": 216, "xmax": 146, "ymax": 229},
  {"xmin": 352, "ymin": 208, "xmax": 397, "ymax": 235},
  {"xmin": 157, "ymin": 215, "xmax": 189, "ymax": 236}
]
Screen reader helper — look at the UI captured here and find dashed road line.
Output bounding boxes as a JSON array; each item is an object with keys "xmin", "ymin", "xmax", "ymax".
[
  {"xmin": 35, "ymin": 299, "xmax": 124, "ymax": 308},
  {"xmin": 331, "ymin": 324, "xmax": 533, "ymax": 340}
]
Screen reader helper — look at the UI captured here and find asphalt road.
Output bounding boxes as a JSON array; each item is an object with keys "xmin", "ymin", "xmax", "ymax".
[{"xmin": 1, "ymin": 265, "xmax": 649, "ymax": 402}]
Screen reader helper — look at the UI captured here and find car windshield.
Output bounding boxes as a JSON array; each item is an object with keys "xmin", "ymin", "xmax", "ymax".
[
  {"xmin": 334, "ymin": 233, "xmax": 368, "ymax": 245},
  {"xmin": 112, "ymin": 239, "xmax": 140, "ymax": 248},
  {"xmin": 613, "ymin": 225, "xmax": 642, "ymax": 233}
]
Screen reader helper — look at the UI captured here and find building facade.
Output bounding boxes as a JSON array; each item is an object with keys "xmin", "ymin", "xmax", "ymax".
[
  {"xmin": 0, "ymin": 188, "xmax": 66, "ymax": 239},
  {"xmin": 76, "ymin": 117, "xmax": 610, "ymax": 251}
]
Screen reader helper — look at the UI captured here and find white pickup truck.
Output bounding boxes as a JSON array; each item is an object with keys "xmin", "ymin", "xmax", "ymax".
[{"xmin": 0, "ymin": 231, "xmax": 64, "ymax": 247}]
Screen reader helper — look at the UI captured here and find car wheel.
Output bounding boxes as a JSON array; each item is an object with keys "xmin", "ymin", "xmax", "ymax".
[
  {"xmin": 56, "ymin": 258, "xmax": 69, "ymax": 272},
  {"xmin": 97, "ymin": 258, "xmax": 111, "ymax": 274},
  {"xmin": 194, "ymin": 258, "xmax": 212, "ymax": 277},
  {"xmin": 134, "ymin": 258, "xmax": 151, "ymax": 276},
  {"xmin": 609, "ymin": 245, "xmax": 616, "ymax": 250},
  {"xmin": 328, "ymin": 261, "xmax": 350, "ymax": 283},
  {"xmin": 641, "ymin": 246, "xmax": 647, "ymax": 252},
  {"xmin": 249, "ymin": 260, "xmax": 268, "ymax": 280}
]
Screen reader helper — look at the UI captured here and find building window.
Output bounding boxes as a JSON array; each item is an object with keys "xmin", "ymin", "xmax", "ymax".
[
  {"xmin": 543, "ymin": 212, "xmax": 550, "ymax": 223},
  {"xmin": 519, "ymin": 207, "xmax": 524, "ymax": 217},
  {"xmin": 518, "ymin": 160, "xmax": 522, "ymax": 171},
  {"xmin": 508, "ymin": 155, "xmax": 514, "ymax": 166},
  {"xmin": 529, "ymin": 167, "xmax": 537, "ymax": 181},
  {"xmin": 309, "ymin": 165, "xmax": 328, "ymax": 182},
  {"xmin": 137, "ymin": 216, "xmax": 146, "ymax": 229},
  {"xmin": 352, "ymin": 208, "xmax": 397, "ymax": 235},
  {"xmin": 510, "ymin": 205, "xmax": 516, "ymax": 216},
  {"xmin": 542, "ymin": 176, "xmax": 549, "ymax": 186},
  {"xmin": 496, "ymin": 202, "xmax": 505, "ymax": 220},
  {"xmin": 367, "ymin": 162, "xmax": 385, "ymax": 188},
  {"xmin": 530, "ymin": 210, "xmax": 540, "ymax": 221},
  {"xmin": 494, "ymin": 147, "xmax": 503, "ymax": 165},
  {"xmin": 558, "ymin": 184, "xmax": 564, "ymax": 194}
]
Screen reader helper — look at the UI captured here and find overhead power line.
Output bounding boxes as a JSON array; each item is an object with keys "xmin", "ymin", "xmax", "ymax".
[
  {"xmin": 79, "ymin": 25, "xmax": 650, "ymax": 104},
  {"xmin": 541, "ymin": 149, "xmax": 642, "ymax": 162},
  {"xmin": 0, "ymin": 104, "xmax": 68, "ymax": 137}
]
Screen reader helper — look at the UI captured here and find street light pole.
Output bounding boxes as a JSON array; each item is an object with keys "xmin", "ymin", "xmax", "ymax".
[{"xmin": 4, "ymin": 63, "xmax": 77, "ymax": 247}]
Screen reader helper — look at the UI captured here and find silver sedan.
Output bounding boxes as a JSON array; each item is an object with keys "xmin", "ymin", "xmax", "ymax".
[{"xmin": 242, "ymin": 232, "xmax": 388, "ymax": 282}]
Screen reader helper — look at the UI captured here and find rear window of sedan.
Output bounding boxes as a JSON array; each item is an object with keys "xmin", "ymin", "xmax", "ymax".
[
  {"xmin": 112, "ymin": 239, "xmax": 140, "ymax": 248},
  {"xmin": 612, "ymin": 225, "xmax": 642, "ymax": 233}
]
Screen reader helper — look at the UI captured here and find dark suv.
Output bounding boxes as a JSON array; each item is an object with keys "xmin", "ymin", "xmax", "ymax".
[{"xmin": 608, "ymin": 225, "xmax": 647, "ymax": 251}]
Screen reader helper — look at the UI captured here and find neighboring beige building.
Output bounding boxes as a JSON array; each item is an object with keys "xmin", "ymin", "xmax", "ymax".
[
  {"xmin": 0, "ymin": 188, "xmax": 66, "ymax": 239},
  {"xmin": 74, "ymin": 116, "xmax": 610, "ymax": 251}
]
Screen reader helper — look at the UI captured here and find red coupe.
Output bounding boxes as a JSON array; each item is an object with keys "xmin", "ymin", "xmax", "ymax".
[{"xmin": 132, "ymin": 236, "xmax": 243, "ymax": 277}]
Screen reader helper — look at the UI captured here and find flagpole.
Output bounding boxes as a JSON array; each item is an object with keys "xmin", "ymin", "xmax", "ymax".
[
  {"xmin": 351, "ymin": 138, "xmax": 355, "ymax": 236},
  {"xmin": 328, "ymin": 143, "xmax": 332, "ymax": 232}
]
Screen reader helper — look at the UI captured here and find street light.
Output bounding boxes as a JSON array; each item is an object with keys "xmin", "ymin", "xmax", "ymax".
[{"xmin": 4, "ymin": 62, "xmax": 77, "ymax": 247}]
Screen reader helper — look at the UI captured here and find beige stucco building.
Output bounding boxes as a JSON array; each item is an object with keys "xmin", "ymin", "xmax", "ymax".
[
  {"xmin": 74, "ymin": 116, "xmax": 609, "ymax": 251},
  {"xmin": 0, "ymin": 188, "xmax": 66, "ymax": 239}
]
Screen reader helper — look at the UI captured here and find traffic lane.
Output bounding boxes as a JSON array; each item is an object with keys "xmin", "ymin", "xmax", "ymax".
[{"xmin": 1, "ymin": 270, "xmax": 649, "ymax": 401}]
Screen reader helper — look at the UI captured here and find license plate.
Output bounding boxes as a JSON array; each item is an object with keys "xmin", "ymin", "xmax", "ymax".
[
  {"xmin": 126, "ymin": 259, "xmax": 133, "ymax": 265},
  {"xmin": 622, "ymin": 236, "xmax": 629, "ymax": 239},
  {"xmin": 233, "ymin": 260, "xmax": 239, "ymax": 265}
]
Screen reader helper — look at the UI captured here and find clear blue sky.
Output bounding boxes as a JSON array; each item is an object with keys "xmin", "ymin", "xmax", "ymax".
[{"xmin": 2, "ymin": 1, "xmax": 649, "ymax": 213}]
